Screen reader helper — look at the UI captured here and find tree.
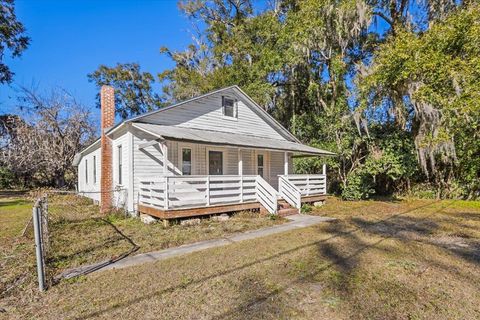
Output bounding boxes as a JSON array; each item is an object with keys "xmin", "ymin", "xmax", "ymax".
[
  {"xmin": 359, "ymin": 2, "xmax": 480, "ymax": 197},
  {"xmin": 88, "ymin": 63, "xmax": 163, "ymax": 119},
  {"xmin": 0, "ymin": 88, "xmax": 96, "ymax": 188},
  {"xmin": 92, "ymin": 0, "xmax": 478, "ymax": 199},
  {"xmin": 161, "ymin": 0, "xmax": 372, "ymax": 194},
  {"xmin": 0, "ymin": 0, "xmax": 30, "ymax": 84}
]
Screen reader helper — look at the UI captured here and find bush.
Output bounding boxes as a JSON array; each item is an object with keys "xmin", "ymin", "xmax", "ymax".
[
  {"xmin": 402, "ymin": 183, "xmax": 437, "ymax": 199},
  {"xmin": 341, "ymin": 170, "xmax": 375, "ymax": 200},
  {"xmin": 300, "ymin": 204, "xmax": 313, "ymax": 214},
  {"xmin": 0, "ymin": 167, "xmax": 16, "ymax": 189}
]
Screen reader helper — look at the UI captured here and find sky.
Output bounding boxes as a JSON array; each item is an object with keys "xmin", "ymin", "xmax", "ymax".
[{"xmin": 0, "ymin": 0, "xmax": 193, "ymax": 119}]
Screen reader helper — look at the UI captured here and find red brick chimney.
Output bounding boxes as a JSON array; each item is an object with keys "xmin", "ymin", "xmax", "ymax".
[{"xmin": 100, "ymin": 85, "xmax": 115, "ymax": 213}]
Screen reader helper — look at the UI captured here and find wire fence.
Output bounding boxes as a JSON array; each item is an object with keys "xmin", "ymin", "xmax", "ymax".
[{"xmin": 29, "ymin": 188, "xmax": 128, "ymax": 291}]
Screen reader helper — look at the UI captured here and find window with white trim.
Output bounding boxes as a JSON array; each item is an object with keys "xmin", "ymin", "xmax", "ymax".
[
  {"xmin": 85, "ymin": 159, "xmax": 88, "ymax": 184},
  {"xmin": 181, "ymin": 148, "xmax": 192, "ymax": 175},
  {"xmin": 257, "ymin": 154, "xmax": 264, "ymax": 178},
  {"xmin": 222, "ymin": 96, "xmax": 237, "ymax": 118},
  {"xmin": 117, "ymin": 145, "xmax": 123, "ymax": 185},
  {"xmin": 93, "ymin": 155, "xmax": 96, "ymax": 184}
]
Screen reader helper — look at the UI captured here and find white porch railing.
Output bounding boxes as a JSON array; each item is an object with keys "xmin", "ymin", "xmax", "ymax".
[
  {"xmin": 139, "ymin": 173, "xmax": 326, "ymax": 215},
  {"xmin": 278, "ymin": 176, "xmax": 301, "ymax": 209},
  {"xmin": 255, "ymin": 176, "xmax": 278, "ymax": 215},
  {"xmin": 139, "ymin": 175, "xmax": 260, "ymax": 211},
  {"xmin": 282, "ymin": 174, "xmax": 327, "ymax": 196}
]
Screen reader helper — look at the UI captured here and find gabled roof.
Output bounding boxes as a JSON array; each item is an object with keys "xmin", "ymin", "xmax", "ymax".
[
  {"xmin": 125, "ymin": 85, "xmax": 301, "ymax": 143},
  {"xmin": 132, "ymin": 122, "xmax": 335, "ymax": 156},
  {"xmin": 74, "ymin": 85, "xmax": 335, "ymax": 164},
  {"xmin": 72, "ymin": 138, "xmax": 100, "ymax": 166}
]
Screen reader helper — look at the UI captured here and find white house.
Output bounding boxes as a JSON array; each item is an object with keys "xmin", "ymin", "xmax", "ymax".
[{"xmin": 74, "ymin": 85, "xmax": 334, "ymax": 220}]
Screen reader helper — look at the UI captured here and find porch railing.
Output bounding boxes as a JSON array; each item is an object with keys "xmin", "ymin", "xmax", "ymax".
[
  {"xmin": 278, "ymin": 176, "xmax": 301, "ymax": 209},
  {"xmin": 282, "ymin": 174, "xmax": 327, "ymax": 196},
  {"xmin": 255, "ymin": 176, "xmax": 278, "ymax": 215},
  {"xmin": 139, "ymin": 173, "xmax": 326, "ymax": 215},
  {"xmin": 139, "ymin": 175, "xmax": 258, "ymax": 211}
]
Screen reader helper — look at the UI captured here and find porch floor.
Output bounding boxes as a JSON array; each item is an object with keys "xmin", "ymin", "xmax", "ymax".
[{"xmin": 138, "ymin": 195, "xmax": 327, "ymax": 220}]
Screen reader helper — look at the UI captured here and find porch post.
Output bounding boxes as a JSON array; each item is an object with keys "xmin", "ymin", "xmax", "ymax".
[
  {"xmin": 284, "ymin": 152, "xmax": 289, "ymax": 175},
  {"xmin": 238, "ymin": 149, "xmax": 243, "ymax": 176},
  {"xmin": 322, "ymin": 163, "xmax": 327, "ymax": 194},
  {"xmin": 238, "ymin": 149, "xmax": 243, "ymax": 202},
  {"xmin": 162, "ymin": 142, "xmax": 169, "ymax": 210},
  {"xmin": 162, "ymin": 142, "xmax": 169, "ymax": 175}
]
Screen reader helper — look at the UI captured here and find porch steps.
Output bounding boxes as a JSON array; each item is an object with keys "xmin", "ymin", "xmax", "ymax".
[
  {"xmin": 278, "ymin": 208, "xmax": 299, "ymax": 217},
  {"xmin": 277, "ymin": 202, "xmax": 299, "ymax": 217}
]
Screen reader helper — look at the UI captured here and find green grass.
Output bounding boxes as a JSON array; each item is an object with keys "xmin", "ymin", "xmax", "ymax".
[
  {"xmin": 0, "ymin": 193, "xmax": 284, "ymax": 304},
  {"xmin": 0, "ymin": 198, "xmax": 32, "ymax": 239},
  {"xmin": 1, "ymin": 196, "xmax": 480, "ymax": 319}
]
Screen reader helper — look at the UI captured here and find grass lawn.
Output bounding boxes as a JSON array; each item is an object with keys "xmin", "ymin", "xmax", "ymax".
[
  {"xmin": 1, "ymin": 196, "xmax": 480, "ymax": 319},
  {"xmin": 0, "ymin": 193, "xmax": 284, "ymax": 309}
]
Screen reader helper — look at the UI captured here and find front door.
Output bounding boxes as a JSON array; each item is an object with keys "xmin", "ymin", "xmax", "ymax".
[{"xmin": 209, "ymin": 151, "xmax": 223, "ymax": 175}]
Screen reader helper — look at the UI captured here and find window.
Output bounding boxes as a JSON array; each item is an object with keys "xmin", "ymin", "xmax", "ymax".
[
  {"xmin": 222, "ymin": 96, "xmax": 237, "ymax": 118},
  {"xmin": 181, "ymin": 148, "xmax": 192, "ymax": 175},
  {"xmin": 118, "ymin": 145, "xmax": 122, "ymax": 185},
  {"xmin": 85, "ymin": 159, "xmax": 88, "ymax": 184},
  {"xmin": 209, "ymin": 151, "xmax": 223, "ymax": 175},
  {"xmin": 93, "ymin": 155, "xmax": 96, "ymax": 184},
  {"xmin": 257, "ymin": 154, "xmax": 264, "ymax": 178}
]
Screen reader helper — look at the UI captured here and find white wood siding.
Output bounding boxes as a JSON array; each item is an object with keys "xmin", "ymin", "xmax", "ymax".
[
  {"xmin": 112, "ymin": 132, "xmax": 130, "ymax": 208},
  {"xmin": 78, "ymin": 131, "xmax": 292, "ymax": 213},
  {"xmin": 137, "ymin": 90, "xmax": 286, "ymax": 141},
  {"xmin": 269, "ymin": 151, "xmax": 293, "ymax": 189},
  {"xmin": 136, "ymin": 139, "xmax": 288, "ymax": 189},
  {"xmin": 77, "ymin": 147, "xmax": 101, "ymax": 202},
  {"xmin": 131, "ymin": 129, "xmax": 293, "ymax": 211},
  {"xmin": 133, "ymin": 133, "xmax": 166, "ymax": 211}
]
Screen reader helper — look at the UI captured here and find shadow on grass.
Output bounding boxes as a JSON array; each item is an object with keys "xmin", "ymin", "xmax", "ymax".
[
  {"xmin": 77, "ymin": 200, "xmax": 455, "ymax": 319},
  {"xmin": 226, "ymin": 275, "xmax": 286, "ymax": 320},
  {"xmin": 369, "ymin": 195, "xmax": 403, "ymax": 203},
  {"xmin": 442, "ymin": 211, "xmax": 480, "ymax": 221},
  {"xmin": 350, "ymin": 207, "xmax": 480, "ymax": 265},
  {"xmin": 49, "ymin": 217, "xmax": 139, "ymax": 283},
  {"xmin": 0, "ymin": 199, "xmax": 29, "ymax": 207}
]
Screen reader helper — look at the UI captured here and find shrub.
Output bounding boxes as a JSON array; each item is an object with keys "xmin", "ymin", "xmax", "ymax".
[
  {"xmin": 0, "ymin": 167, "xmax": 16, "ymax": 189},
  {"xmin": 341, "ymin": 170, "xmax": 375, "ymax": 200},
  {"xmin": 301, "ymin": 204, "xmax": 313, "ymax": 214}
]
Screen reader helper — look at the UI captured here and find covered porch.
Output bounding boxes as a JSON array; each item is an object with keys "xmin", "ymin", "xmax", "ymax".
[{"xmin": 133, "ymin": 122, "xmax": 332, "ymax": 218}]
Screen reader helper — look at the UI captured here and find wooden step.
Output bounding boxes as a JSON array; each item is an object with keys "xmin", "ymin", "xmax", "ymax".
[
  {"xmin": 278, "ymin": 202, "xmax": 292, "ymax": 210},
  {"xmin": 277, "ymin": 208, "xmax": 299, "ymax": 217}
]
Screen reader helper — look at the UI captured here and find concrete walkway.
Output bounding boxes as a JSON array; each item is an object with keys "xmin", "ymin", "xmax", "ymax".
[{"xmin": 58, "ymin": 214, "xmax": 334, "ymax": 280}]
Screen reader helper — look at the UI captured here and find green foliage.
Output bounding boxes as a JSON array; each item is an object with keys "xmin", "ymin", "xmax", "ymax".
[
  {"xmin": 87, "ymin": 0, "xmax": 479, "ymax": 200},
  {"xmin": 360, "ymin": 3, "xmax": 480, "ymax": 197},
  {"xmin": 88, "ymin": 63, "xmax": 163, "ymax": 119},
  {"xmin": 0, "ymin": 166, "xmax": 15, "ymax": 189},
  {"xmin": 300, "ymin": 204, "xmax": 313, "ymax": 214},
  {"xmin": 341, "ymin": 169, "xmax": 375, "ymax": 200},
  {"xmin": 364, "ymin": 125, "xmax": 418, "ymax": 194},
  {"xmin": 268, "ymin": 213, "xmax": 278, "ymax": 220},
  {"xmin": 0, "ymin": 0, "xmax": 30, "ymax": 83}
]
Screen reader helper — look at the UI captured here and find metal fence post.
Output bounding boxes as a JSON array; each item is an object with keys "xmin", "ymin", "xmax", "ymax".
[
  {"xmin": 41, "ymin": 195, "xmax": 49, "ymax": 251},
  {"xmin": 32, "ymin": 202, "xmax": 46, "ymax": 291}
]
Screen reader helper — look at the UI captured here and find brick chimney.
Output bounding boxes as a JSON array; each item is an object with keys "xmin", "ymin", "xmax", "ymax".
[{"xmin": 100, "ymin": 85, "xmax": 115, "ymax": 213}]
